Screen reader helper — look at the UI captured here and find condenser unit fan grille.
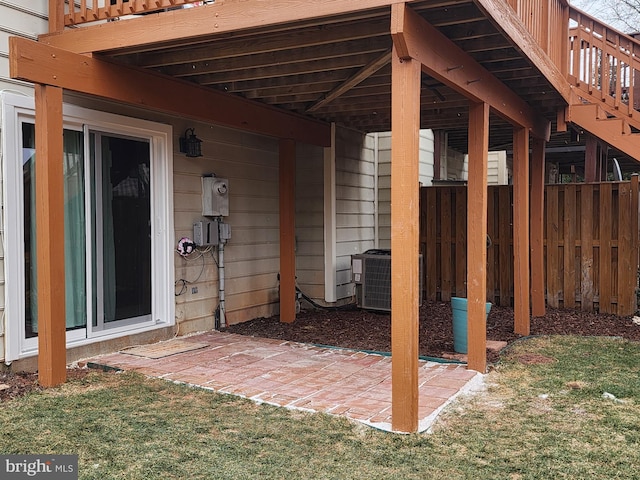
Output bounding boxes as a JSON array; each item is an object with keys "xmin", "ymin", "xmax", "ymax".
[{"xmin": 362, "ymin": 256, "xmax": 392, "ymax": 310}]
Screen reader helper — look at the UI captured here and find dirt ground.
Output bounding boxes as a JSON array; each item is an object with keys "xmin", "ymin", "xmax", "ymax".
[
  {"xmin": 0, "ymin": 368, "xmax": 91, "ymax": 402},
  {"xmin": 3, "ymin": 301, "xmax": 639, "ymax": 401},
  {"xmin": 225, "ymin": 301, "xmax": 640, "ymax": 363}
]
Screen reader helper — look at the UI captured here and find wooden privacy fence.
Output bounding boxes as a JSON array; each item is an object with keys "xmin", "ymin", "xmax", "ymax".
[{"xmin": 420, "ymin": 178, "xmax": 640, "ymax": 315}]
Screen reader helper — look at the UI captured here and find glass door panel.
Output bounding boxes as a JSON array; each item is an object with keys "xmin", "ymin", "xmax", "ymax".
[
  {"xmin": 22, "ymin": 122, "xmax": 87, "ymax": 338},
  {"xmin": 91, "ymin": 132, "xmax": 152, "ymax": 331}
]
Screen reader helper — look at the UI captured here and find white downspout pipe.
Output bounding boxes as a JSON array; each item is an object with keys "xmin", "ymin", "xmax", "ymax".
[
  {"xmin": 374, "ymin": 132, "xmax": 379, "ymax": 249},
  {"xmin": 218, "ymin": 238, "xmax": 226, "ymax": 328}
]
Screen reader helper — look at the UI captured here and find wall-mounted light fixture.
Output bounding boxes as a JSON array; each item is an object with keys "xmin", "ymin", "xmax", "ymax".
[{"xmin": 179, "ymin": 128, "xmax": 203, "ymax": 157}]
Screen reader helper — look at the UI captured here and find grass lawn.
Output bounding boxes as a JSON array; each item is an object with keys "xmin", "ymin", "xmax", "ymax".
[{"xmin": 1, "ymin": 335, "xmax": 639, "ymax": 479}]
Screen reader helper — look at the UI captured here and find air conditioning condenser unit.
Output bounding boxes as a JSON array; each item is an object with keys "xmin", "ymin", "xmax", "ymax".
[{"xmin": 351, "ymin": 249, "xmax": 423, "ymax": 312}]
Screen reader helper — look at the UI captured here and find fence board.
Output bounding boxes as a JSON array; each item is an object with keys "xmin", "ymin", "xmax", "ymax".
[
  {"xmin": 599, "ymin": 183, "xmax": 613, "ymax": 311},
  {"xmin": 423, "ymin": 188, "xmax": 438, "ymax": 301},
  {"xmin": 632, "ymin": 176, "xmax": 639, "ymax": 312},
  {"xmin": 440, "ymin": 189, "xmax": 453, "ymax": 301},
  {"xmin": 581, "ymin": 184, "xmax": 595, "ymax": 310},
  {"xmin": 546, "ymin": 187, "xmax": 560, "ymax": 307},
  {"xmin": 498, "ymin": 186, "xmax": 512, "ymax": 306},
  {"xmin": 487, "ymin": 189, "xmax": 496, "ymax": 303},
  {"xmin": 618, "ymin": 182, "xmax": 633, "ymax": 314},
  {"xmin": 420, "ymin": 181, "xmax": 638, "ymax": 315},
  {"xmin": 563, "ymin": 184, "xmax": 577, "ymax": 308}
]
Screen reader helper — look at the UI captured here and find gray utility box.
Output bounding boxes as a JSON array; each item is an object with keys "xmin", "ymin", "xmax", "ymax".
[
  {"xmin": 193, "ymin": 221, "xmax": 219, "ymax": 246},
  {"xmin": 202, "ymin": 176, "xmax": 229, "ymax": 217},
  {"xmin": 351, "ymin": 249, "xmax": 423, "ymax": 312}
]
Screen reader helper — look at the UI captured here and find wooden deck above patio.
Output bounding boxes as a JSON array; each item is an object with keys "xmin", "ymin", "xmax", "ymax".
[{"xmin": 31, "ymin": 0, "xmax": 640, "ymax": 170}]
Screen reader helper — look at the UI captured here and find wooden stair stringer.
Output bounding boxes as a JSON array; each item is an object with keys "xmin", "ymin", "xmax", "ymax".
[{"xmin": 567, "ymin": 103, "xmax": 640, "ymax": 162}]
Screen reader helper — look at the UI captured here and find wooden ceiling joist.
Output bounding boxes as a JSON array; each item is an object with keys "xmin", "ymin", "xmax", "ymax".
[
  {"xmin": 391, "ymin": 2, "xmax": 550, "ymax": 140},
  {"xmin": 127, "ymin": 19, "xmax": 392, "ymax": 68},
  {"xmin": 9, "ymin": 37, "xmax": 331, "ymax": 147},
  {"xmin": 160, "ymin": 37, "xmax": 391, "ymax": 78},
  {"xmin": 196, "ymin": 52, "xmax": 382, "ymax": 86}
]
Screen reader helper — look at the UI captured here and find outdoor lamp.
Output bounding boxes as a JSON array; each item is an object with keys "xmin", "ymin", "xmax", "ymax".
[{"xmin": 179, "ymin": 128, "xmax": 203, "ymax": 157}]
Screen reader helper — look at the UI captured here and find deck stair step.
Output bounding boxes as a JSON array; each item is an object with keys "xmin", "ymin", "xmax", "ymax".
[{"xmin": 568, "ymin": 103, "xmax": 640, "ymax": 162}]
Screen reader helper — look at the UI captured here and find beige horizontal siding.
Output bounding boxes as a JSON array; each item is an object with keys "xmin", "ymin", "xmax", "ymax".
[
  {"xmin": 171, "ymin": 117, "xmax": 284, "ymax": 330},
  {"xmin": 335, "ymin": 128, "xmax": 376, "ymax": 300},
  {"xmin": 377, "ymin": 130, "xmax": 434, "ymax": 249},
  {"xmin": 295, "ymin": 141, "xmax": 324, "ymax": 303}
]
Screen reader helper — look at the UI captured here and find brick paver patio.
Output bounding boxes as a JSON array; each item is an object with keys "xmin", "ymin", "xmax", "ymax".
[{"xmin": 83, "ymin": 331, "xmax": 484, "ymax": 433}]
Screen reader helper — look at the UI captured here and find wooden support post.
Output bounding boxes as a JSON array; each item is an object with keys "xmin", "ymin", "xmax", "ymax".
[
  {"xmin": 530, "ymin": 136, "xmax": 546, "ymax": 317},
  {"xmin": 390, "ymin": 44, "xmax": 421, "ymax": 434},
  {"xmin": 585, "ymin": 134, "xmax": 598, "ymax": 182},
  {"xmin": 466, "ymin": 101, "xmax": 489, "ymax": 373},
  {"xmin": 513, "ymin": 127, "xmax": 531, "ymax": 335},
  {"xmin": 279, "ymin": 138, "xmax": 296, "ymax": 323},
  {"xmin": 599, "ymin": 142, "xmax": 607, "ymax": 181},
  {"xmin": 35, "ymin": 84, "xmax": 66, "ymax": 387}
]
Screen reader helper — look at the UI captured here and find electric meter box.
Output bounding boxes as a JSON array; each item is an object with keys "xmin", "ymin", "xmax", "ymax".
[{"xmin": 202, "ymin": 176, "xmax": 229, "ymax": 217}]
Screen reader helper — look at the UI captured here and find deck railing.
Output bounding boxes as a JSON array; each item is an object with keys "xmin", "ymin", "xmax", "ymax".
[
  {"xmin": 62, "ymin": 0, "xmax": 204, "ymax": 27},
  {"xmin": 568, "ymin": 6, "xmax": 640, "ymax": 122},
  {"xmin": 506, "ymin": 0, "xmax": 569, "ymax": 74}
]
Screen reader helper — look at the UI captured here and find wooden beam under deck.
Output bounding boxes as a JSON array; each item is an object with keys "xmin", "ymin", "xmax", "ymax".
[
  {"xmin": 390, "ymin": 43, "xmax": 421, "ymax": 434},
  {"xmin": 41, "ymin": 0, "xmax": 415, "ymax": 54},
  {"xmin": 306, "ymin": 49, "xmax": 391, "ymax": 113},
  {"xmin": 9, "ymin": 37, "xmax": 330, "ymax": 148},
  {"xmin": 35, "ymin": 84, "xmax": 67, "ymax": 387},
  {"xmin": 390, "ymin": 3, "xmax": 550, "ymax": 141}
]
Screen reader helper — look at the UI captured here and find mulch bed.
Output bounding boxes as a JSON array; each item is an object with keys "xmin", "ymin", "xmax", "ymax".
[
  {"xmin": 0, "ymin": 368, "xmax": 91, "ymax": 402},
  {"xmin": 3, "ymin": 301, "xmax": 639, "ymax": 401},
  {"xmin": 225, "ymin": 301, "xmax": 640, "ymax": 363}
]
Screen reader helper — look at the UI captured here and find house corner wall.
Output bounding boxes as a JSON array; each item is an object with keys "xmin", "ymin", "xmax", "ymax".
[
  {"xmin": 334, "ymin": 127, "xmax": 376, "ymax": 300},
  {"xmin": 295, "ymin": 142, "xmax": 325, "ymax": 302},
  {"xmin": 460, "ymin": 150, "xmax": 509, "ymax": 185},
  {"xmin": 0, "ymin": 116, "xmax": 5, "ymax": 363},
  {"xmin": 0, "ymin": 0, "xmax": 48, "ymax": 363},
  {"xmin": 376, "ymin": 130, "xmax": 435, "ymax": 249}
]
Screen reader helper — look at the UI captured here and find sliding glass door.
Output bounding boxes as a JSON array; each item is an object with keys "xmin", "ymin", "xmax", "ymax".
[
  {"xmin": 22, "ymin": 128, "xmax": 154, "ymax": 339},
  {"xmin": 90, "ymin": 132, "xmax": 153, "ymax": 332},
  {"xmin": 3, "ymin": 91, "xmax": 174, "ymax": 362}
]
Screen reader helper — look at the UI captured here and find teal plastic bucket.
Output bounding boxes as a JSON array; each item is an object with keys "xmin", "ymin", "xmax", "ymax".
[{"xmin": 451, "ymin": 297, "xmax": 492, "ymax": 354}]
